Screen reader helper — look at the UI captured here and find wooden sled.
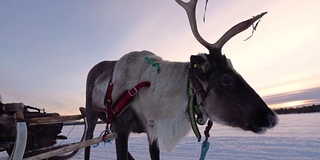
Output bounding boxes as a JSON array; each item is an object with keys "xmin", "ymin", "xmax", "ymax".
[{"xmin": 1, "ymin": 105, "xmax": 117, "ymax": 159}]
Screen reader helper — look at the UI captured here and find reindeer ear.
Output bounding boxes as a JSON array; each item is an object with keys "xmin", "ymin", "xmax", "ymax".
[
  {"xmin": 191, "ymin": 55, "xmax": 205, "ymax": 68},
  {"xmin": 190, "ymin": 55, "xmax": 211, "ymax": 79}
]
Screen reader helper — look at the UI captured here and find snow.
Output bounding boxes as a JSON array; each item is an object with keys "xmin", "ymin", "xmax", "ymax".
[{"xmin": 1, "ymin": 113, "xmax": 319, "ymax": 160}]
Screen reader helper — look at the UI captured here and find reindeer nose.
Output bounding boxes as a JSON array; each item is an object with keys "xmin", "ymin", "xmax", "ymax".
[{"xmin": 268, "ymin": 114, "xmax": 279, "ymax": 127}]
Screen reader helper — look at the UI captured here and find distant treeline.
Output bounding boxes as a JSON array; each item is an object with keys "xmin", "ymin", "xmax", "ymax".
[{"xmin": 273, "ymin": 104, "xmax": 320, "ymax": 114}]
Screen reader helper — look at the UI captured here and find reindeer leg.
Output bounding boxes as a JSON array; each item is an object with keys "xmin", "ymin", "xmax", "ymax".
[
  {"xmin": 115, "ymin": 129, "xmax": 132, "ymax": 160},
  {"xmin": 114, "ymin": 107, "xmax": 147, "ymax": 160},
  {"xmin": 84, "ymin": 105, "xmax": 98, "ymax": 160},
  {"xmin": 149, "ymin": 139, "xmax": 160, "ymax": 160}
]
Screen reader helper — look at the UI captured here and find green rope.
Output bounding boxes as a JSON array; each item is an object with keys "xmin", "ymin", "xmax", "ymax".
[
  {"xmin": 188, "ymin": 79, "xmax": 201, "ymax": 142},
  {"xmin": 145, "ymin": 56, "xmax": 160, "ymax": 73}
]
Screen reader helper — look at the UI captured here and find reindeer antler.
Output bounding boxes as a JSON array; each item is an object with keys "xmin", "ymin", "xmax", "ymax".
[
  {"xmin": 213, "ymin": 12, "xmax": 267, "ymax": 49},
  {"xmin": 176, "ymin": 0, "xmax": 267, "ymax": 50},
  {"xmin": 175, "ymin": 0, "xmax": 211, "ymax": 49}
]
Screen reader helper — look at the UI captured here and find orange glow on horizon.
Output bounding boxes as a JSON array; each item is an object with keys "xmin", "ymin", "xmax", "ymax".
[{"xmin": 268, "ymin": 99, "xmax": 318, "ymax": 109}]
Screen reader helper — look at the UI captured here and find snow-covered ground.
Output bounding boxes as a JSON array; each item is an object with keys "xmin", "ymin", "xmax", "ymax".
[{"xmin": 1, "ymin": 113, "xmax": 319, "ymax": 160}]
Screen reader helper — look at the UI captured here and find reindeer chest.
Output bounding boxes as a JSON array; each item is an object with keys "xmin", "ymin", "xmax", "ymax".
[{"xmin": 132, "ymin": 65, "xmax": 190, "ymax": 120}]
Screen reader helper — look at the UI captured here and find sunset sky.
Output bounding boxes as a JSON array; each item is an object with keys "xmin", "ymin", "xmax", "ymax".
[{"xmin": 1, "ymin": 0, "xmax": 319, "ymax": 115}]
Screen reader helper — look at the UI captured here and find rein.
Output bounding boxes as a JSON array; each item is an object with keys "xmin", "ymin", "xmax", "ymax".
[
  {"xmin": 189, "ymin": 66, "xmax": 216, "ymax": 160},
  {"xmin": 187, "ymin": 77, "xmax": 213, "ymax": 160}
]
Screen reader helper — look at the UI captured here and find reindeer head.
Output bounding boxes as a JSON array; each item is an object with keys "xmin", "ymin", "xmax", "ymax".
[{"xmin": 176, "ymin": 0, "xmax": 278, "ymax": 133}]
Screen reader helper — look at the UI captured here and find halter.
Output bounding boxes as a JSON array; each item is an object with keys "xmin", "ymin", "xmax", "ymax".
[
  {"xmin": 189, "ymin": 64, "xmax": 229, "ymax": 160},
  {"xmin": 188, "ymin": 66, "xmax": 215, "ymax": 142}
]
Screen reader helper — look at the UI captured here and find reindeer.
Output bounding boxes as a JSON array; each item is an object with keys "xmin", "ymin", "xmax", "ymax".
[{"xmin": 83, "ymin": 0, "xmax": 278, "ymax": 159}]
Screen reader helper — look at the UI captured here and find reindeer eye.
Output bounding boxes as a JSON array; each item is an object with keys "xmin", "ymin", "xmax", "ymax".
[{"xmin": 220, "ymin": 74, "xmax": 234, "ymax": 86}]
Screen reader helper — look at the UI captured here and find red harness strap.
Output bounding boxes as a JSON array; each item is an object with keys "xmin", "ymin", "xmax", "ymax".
[
  {"xmin": 103, "ymin": 79, "xmax": 150, "ymax": 124},
  {"xmin": 104, "ymin": 79, "xmax": 114, "ymax": 109}
]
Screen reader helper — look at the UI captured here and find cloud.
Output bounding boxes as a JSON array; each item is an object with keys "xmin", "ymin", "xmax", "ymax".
[{"xmin": 263, "ymin": 87, "xmax": 320, "ymax": 108}]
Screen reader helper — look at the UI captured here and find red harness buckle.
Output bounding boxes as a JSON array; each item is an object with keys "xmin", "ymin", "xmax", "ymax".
[{"xmin": 128, "ymin": 87, "xmax": 138, "ymax": 96}]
